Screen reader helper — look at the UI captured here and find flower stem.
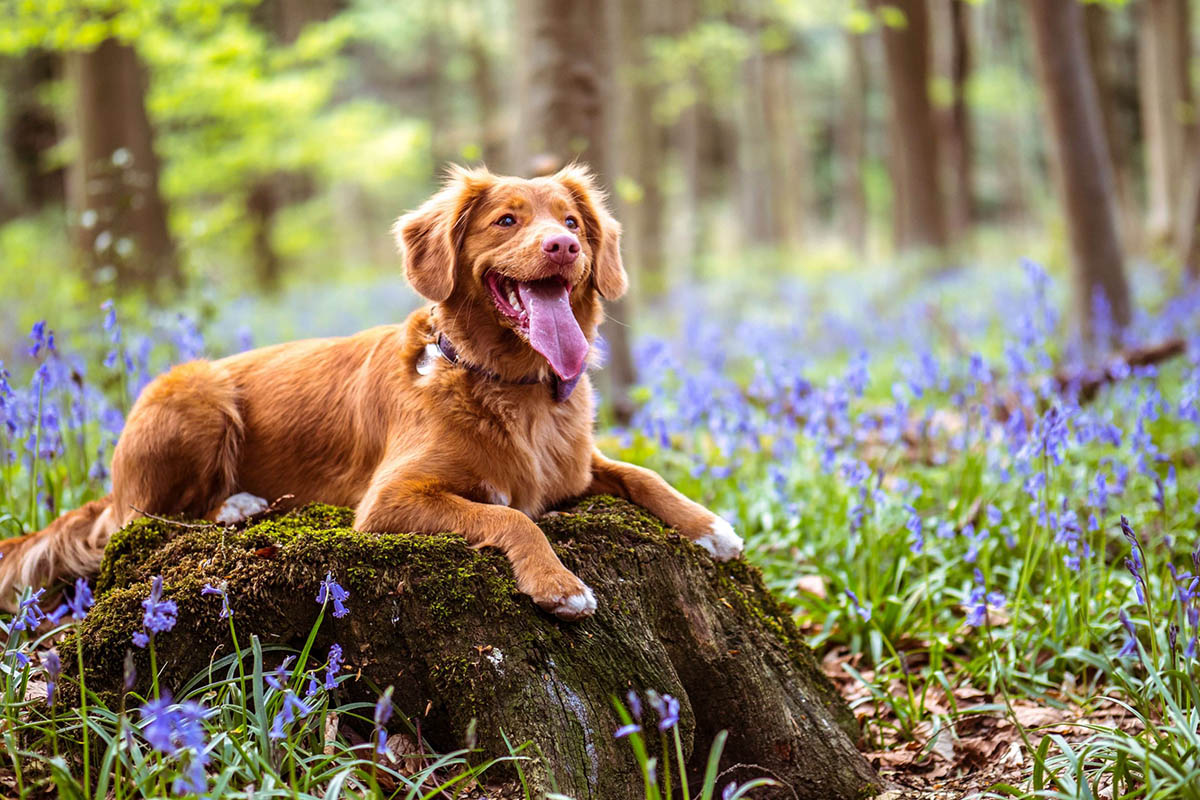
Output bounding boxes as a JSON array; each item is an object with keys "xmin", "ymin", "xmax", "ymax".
[{"xmin": 76, "ymin": 636, "xmax": 90, "ymax": 797}]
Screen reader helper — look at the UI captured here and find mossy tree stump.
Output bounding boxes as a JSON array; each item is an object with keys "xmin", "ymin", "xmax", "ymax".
[{"xmin": 71, "ymin": 497, "xmax": 880, "ymax": 799}]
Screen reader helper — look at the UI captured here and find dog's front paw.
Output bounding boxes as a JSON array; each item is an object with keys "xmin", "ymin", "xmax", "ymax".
[
  {"xmin": 528, "ymin": 570, "xmax": 597, "ymax": 621},
  {"xmin": 695, "ymin": 517, "xmax": 744, "ymax": 561}
]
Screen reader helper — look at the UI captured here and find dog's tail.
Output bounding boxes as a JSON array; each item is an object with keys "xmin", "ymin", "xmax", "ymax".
[{"xmin": 0, "ymin": 496, "xmax": 118, "ymax": 612}]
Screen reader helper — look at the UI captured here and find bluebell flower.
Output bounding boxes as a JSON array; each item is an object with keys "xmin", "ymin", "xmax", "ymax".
[
  {"xmin": 614, "ymin": 723, "xmax": 641, "ymax": 738},
  {"xmin": 316, "ymin": 572, "xmax": 350, "ymax": 618},
  {"xmin": 646, "ymin": 691, "xmax": 680, "ymax": 731},
  {"xmin": 139, "ymin": 693, "xmax": 211, "ymax": 794},
  {"xmin": 269, "ymin": 690, "xmax": 313, "ymax": 740},
  {"xmin": 374, "ymin": 686, "xmax": 394, "ymax": 756},
  {"xmin": 67, "ymin": 577, "xmax": 94, "ymax": 620},
  {"xmin": 966, "ymin": 569, "xmax": 1004, "ymax": 627},
  {"xmin": 200, "ymin": 583, "xmax": 231, "ymax": 620},
  {"xmin": 132, "ymin": 575, "xmax": 177, "ymax": 647},
  {"xmin": 324, "ymin": 643, "xmax": 343, "ymax": 690},
  {"xmin": 1117, "ymin": 610, "xmax": 1137, "ymax": 659},
  {"xmin": 11, "ymin": 588, "xmax": 47, "ymax": 632},
  {"xmin": 845, "ymin": 589, "xmax": 871, "ymax": 622},
  {"xmin": 42, "ymin": 649, "xmax": 61, "ymax": 708},
  {"xmin": 266, "ymin": 656, "xmax": 295, "ymax": 692}
]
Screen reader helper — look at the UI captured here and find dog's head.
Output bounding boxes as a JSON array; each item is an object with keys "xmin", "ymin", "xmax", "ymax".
[{"xmin": 394, "ymin": 164, "xmax": 625, "ymax": 382}]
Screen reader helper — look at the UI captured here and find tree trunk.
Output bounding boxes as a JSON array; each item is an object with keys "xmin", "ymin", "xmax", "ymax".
[
  {"xmin": 468, "ymin": 32, "xmax": 503, "ymax": 167},
  {"xmin": 1138, "ymin": 0, "xmax": 1193, "ymax": 246},
  {"xmin": 615, "ymin": 0, "xmax": 667, "ymax": 297},
  {"xmin": 871, "ymin": 0, "xmax": 949, "ymax": 252},
  {"xmin": 836, "ymin": 31, "xmax": 869, "ymax": 253},
  {"xmin": 66, "ymin": 39, "xmax": 179, "ymax": 291},
  {"xmin": 68, "ymin": 498, "xmax": 881, "ymax": 799},
  {"xmin": 939, "ymin": 0, "xmax": 974, "ymax": 238},
  {"xmin": 1, "ymin": 51, "xmax": 65, "ymax": 219},
  {"xmin": 1022, "ymin": 0, "xmax": 1131, "ymax": 340},
  {"xmin": 1180, "ymin": 131, "xmax": 1200, "ymax": 278},
  {"xmin": 763, "ymin": 47, "xmax": 810, "ymax": 249},
  {"xmin": 514, "ymin": 0, "xmax": 636, "ymax": 422},
  {"xmin": 1085, "ymin": 3, "xmax": 1142, "ymax": 252}
]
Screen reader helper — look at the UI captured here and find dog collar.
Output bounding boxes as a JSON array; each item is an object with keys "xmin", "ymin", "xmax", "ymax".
[{"xmin": 423, "ymin": 332, "xmax": 582, "ymax": 403}]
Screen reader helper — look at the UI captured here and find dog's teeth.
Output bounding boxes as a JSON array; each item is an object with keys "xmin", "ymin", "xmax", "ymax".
[{"xmin": 508, "ymin": 290, "xmax": 520, "ymax": 309}]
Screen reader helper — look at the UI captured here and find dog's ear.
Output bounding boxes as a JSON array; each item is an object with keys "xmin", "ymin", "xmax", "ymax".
[
  {"xmin": 554, "ymin": 164, "xmax": 627, "ymax": 300},
  {"xmin": 393, "ymin": 166, "xmax": 492, "ymax": 303}
]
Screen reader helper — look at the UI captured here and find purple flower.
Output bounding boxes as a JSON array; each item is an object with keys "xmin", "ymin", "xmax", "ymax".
[
  {"xmin": 11, "ymin": 588, "xmax": 47, "ymax": 632},
  {"xmin": 316, "ymin": 572, "xmax": 350, "ymax": 618},
  {"xmin": 139, "ymin": 693, "xmax": 211, "ymax": 794},
  {"xmin": 266, "ymin": 656, "xmax": 295, "ymax": 692},
  {"xmin": 28, "ymin": 321, "xmax": 56, "ymax": 358},
  {"xmin": 845, "ymin": 589, "xmax": 871, "ymax": 622},
  {"xmin": 67, "ymin": 577, "xmax": 93, "ymax": 621},
  {"xmin": 374, "ymin": 686, "xmax": 394, "ymax": 756},
  {"xmin": 42, "ymin": 649, "xmax": 61, "ymax": 708},
  {"xmin": 646, "ymin": 690, "xmax": 680, "ymax": 731},
  {"xmin": 967, "ymin": 569, "xmax": 1004, "ymax": 627},
  {"xmin": 200, "ymin": 583, "xmax": 231, "ymax": 620},
  {"xmin": 626, "ymin": 688, "xmax": 642, "ymax": 721},
  {"xmin": 614, "ymin": 723, "xmax": 641, "ymax": 738},
  {"xmin": 269, "ymin": 690, "xmax": 314, "ymax": 739},
  {"xmin": 324, "ymin": 643, "xmax": 343, "ymax": 690},
  {"xmin": 132, "ymin": 575, "xmax": 176, "ymax": 647},
  {"xmin": 1117, "ymin": 610, "xmax": 1137, "ymax": 659}
]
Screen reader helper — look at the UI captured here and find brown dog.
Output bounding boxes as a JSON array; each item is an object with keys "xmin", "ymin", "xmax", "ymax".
[{"xmin": 0, "ymin": 165, "xmax": 743, "ymax": 619}]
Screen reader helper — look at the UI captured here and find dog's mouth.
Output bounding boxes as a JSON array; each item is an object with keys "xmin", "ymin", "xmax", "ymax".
[{"xmin": 485, "ymin": 272, "xmax": 588, "ymax": 381}]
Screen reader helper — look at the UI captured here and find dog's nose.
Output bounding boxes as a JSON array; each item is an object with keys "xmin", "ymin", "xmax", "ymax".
[{"xmin": 542, "ymin": 233, "xmax": 580, "ymax": 266}]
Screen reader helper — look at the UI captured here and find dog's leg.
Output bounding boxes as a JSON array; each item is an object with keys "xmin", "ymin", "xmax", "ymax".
[
  {"xmin": 588, "ymin": 450, "xmax": 744, "ymax": 561},
  {"xmin": 355, "ymin": 479, "xmax": 596, "ymax": 620}
]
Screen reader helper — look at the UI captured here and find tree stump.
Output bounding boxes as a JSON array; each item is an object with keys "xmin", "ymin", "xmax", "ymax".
[{"xmin": 69, "ymin": 497, "xmax": 881, "ymax": 799}]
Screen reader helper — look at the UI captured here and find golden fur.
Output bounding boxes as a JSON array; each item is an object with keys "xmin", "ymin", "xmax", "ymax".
[{"xmin": 0, "ymin": 165, "xmax": 742, "ymax": 619}]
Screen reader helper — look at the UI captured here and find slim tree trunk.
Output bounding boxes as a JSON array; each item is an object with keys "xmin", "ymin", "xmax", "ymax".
[
  {"xmin": 763, "ymin": 47, "xmax": 810, "ymax": 248},
  {"xmin": 615, "ymin": 0, "xmax": 666, "ymax": 297},
  {"xmin": 1, "ymin": 51, "xmax": 65, "ymax": 218},
  {"xmin": 1022, "ymin": 0, "xmax": 1131, "ymax": 340},
  {"xmin": 66, "ymin": 39, "xmax": 178, "ymax": 291},
  {"xmin": 940, "ymin": 0, "xmax": 974, "ymax": 237},
  {"xmin": 1138, "ymin": 0, "xmax": 1193, "ymax": 245},
  {"xmin": 514, "ymin": 0, "xmax": 635, "ymax": 421},
  {"xmin": 468, "ymin": 32, "xmax": 503, "ymax": 167},
  {"xmin": 871, "ymin": 0, "xmax": 949, "ymax": 251},
  {"xmin": 836, "ymin": 31, "xmax": 869, "ymax": 252},
  {"xmin": 1085, "ymin": 2, "xmax": 1141, "ymax": 252}
]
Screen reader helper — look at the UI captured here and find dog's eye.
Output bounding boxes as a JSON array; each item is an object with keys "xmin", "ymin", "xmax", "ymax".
[
  {"xmin": 495, "ymin": 214, "xmax": 517, "ymax": 228},
  {"xmin": 564, "ymin": 216, "xmax": 579, "ymax": 230}
]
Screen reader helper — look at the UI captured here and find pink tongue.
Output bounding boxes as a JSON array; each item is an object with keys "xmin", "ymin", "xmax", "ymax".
[{"xmin": 516, "ymin": 279, "xmax": 589, "ymax": 380}]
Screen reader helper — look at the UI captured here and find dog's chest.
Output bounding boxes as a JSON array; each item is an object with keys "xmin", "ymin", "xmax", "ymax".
[{"xmin": 481, "ymin": 404, "xmax": 592, "ymax": 516}]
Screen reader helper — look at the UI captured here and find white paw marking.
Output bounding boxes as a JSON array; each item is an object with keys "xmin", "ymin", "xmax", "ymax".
[
  {"xmin": 552, "ymin": 584, "xmax": 597, "ymax": 620},
  {"xmin": 215, "ymin": 492, "xmax": 270, "ymax": 525},
  {"xmin": 696, "ymin": 517, "xmax": 744, "ymax": 561}
]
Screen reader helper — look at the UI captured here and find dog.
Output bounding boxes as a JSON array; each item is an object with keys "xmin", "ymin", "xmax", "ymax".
[{"xmin": 0, "ymin": 165, "xmax": 744, "ymax": 620}]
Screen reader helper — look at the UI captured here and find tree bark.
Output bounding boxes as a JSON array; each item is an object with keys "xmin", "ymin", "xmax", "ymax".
[
  {"xmin": 66, "ymin": 39, "xmax": 179, "ymax": 291},
  {"xmin": 1, "ymin": 51, "xmax": 65, "ymax": 219},
  {"xmin": 871, "ymin": 0, "xmax": 949, "ymax": 252},
  {"xmin": 1084, "ymin": 2, "xmax": 1141, "ymax": 252},
  {"xmin": 1180, "ymin": 133, "xmax": 1200, "ymax": 278},
  {"xmin": 1138, "ymin": 0, "xmax": 1193, "ymax": 245},
  {"xmin": 615, "ymin": 0, "xmax": 667, "ymax": 296},
  {"xmin": 514, "ymin": 0, "xmax": 636, "ymax": 422},
  {"xmin": 836, "ymin": 31, "xmax": 869, "ymax": 253},
  {"xmin": 1022, "ymin": 0, "xmax": 1131, "ymax": 339},
  {"xmin": 69, "ymin": 498, "xmax": 881, "ymax": 800},
  {"xmin": 939, "ymin": 0, "xmax": 974, "ymax": 238}
]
